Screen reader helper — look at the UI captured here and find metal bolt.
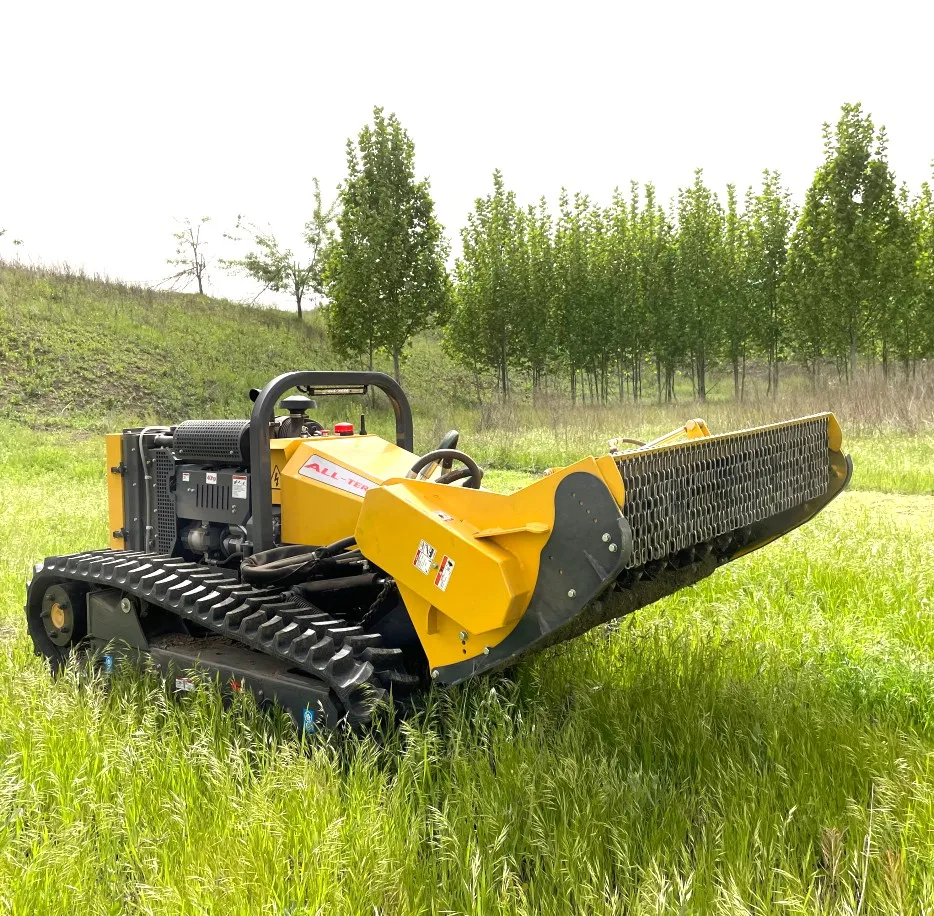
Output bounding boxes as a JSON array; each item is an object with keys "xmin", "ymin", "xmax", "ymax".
[
  {"xmin": 567, "ymin": 589, "xmax": 577, "ymax": 599},
  {"xmin": 120, "ymin": 597, "xmax": 132, "ymax": 614},
  {"xmin": 431, "ymin": 669, "xmax": 439, "ymax": 679},
  {"xmin": 602, "ymin": 533, "xmax": 611, "ymax": 542},
  {"xmin": 608, "ymin": 543, "xmax": 618, "ymax": 553},
  {"xmin": 458, "ymin": 631, "xmax": 467, "ymax": 641},
  {"xmin": 483, "ymin": 647, "xmax": 491, "ymax": 655}
]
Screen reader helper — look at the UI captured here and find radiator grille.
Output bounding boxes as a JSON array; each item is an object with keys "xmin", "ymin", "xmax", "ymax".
[
  {"xmin": 173, "ymin": 419, "xmax": 250, "ymax": 463},
  {"xmin": 615, "ymin": 417, "xmax": 830, "ymax": 568},
  {"xmin": 154, "ymin": 450, "xmax": 177, "ymax": 555}
]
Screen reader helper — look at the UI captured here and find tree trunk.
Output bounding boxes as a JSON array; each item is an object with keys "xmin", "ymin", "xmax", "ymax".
[
  {"xmin": 392, "ymin": 348, "xmax": 401, "ymax": 384},
  {"xmin": 732, "ymin": 355, "xmax": 740, "ymax": 400},
  {"xmin": 296, "ymin": 291, "xmax": 303, "ymax": 320},
  {"xmin": 849, "ymin": 324, "xmax": 858, "ymax": 387}
]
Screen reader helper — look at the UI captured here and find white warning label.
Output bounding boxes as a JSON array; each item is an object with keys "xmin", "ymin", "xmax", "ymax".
[
  {"xmin": 434, "ymin": 555, "xmax": 455, "ymax": 591},
  {"xmin": 232, "ymin": 474, "xmax": 248, "ymax": 500},
  {"xmin": 205, "ymin": 472, "xmax": 217, "ymax": 486},
  {"xmin": 181, "ymin": 471, "xmax": 190, "ymax": 483},
  {"xmin": 298, "ymin": 455, "xmax": 376, "ymax": 497},
  {"xmin": 413, "ymin": 539, "xmax": 436, "ymax": 574}
]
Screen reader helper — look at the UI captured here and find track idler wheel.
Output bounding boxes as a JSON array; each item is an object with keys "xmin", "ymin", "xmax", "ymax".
[{"xmin": 29, "ymin": 580, "xmax": 88, "ymax": 671}]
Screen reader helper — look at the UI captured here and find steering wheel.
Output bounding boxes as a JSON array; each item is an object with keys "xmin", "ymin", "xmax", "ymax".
[
  {"xmin": 409, "ymin": 430, "xmax": 458, "ymax": 481},
  {"xmin": 406, "ymin": 448, "xmax": 483, "ymax": 489}
]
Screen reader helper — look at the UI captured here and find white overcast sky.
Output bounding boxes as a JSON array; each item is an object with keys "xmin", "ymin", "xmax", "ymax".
[{"xmin": 2, "ymin": 0, "xmax": 932, "ymax": 305}]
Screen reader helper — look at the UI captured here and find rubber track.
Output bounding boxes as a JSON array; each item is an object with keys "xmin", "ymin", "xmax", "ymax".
[{"xmin": 30, "ymin": 549, "xmax": 418, "ymax": 722}]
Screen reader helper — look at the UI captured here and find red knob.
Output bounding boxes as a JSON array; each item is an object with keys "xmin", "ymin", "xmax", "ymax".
[{"xmin": 334, "ymin": 422, "xmax": 354, "ymax": 436}]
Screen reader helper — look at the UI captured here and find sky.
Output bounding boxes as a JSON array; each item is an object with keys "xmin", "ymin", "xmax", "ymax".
[{"xmin": 2, "ymin": 0, "xmax": 932, "ymax": 306}]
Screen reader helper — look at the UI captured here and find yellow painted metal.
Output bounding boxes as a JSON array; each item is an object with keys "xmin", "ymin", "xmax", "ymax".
[
  {"xmin": 269, "ymin": 438, "xmax": 303, "ymax": 506},
  {"xmin": 50, "ymin": 602, "xmax": 66, "ymax": 629},
  {"xmin": 280, "ymin": 435, "xmax": 418, "ymax": 547},
  {"xmin": 641, "ymin": 418, "xmax": 711, "ymax": 450},
  {"xmin": 106, "ymin": 434, "xmax": 126, "ymax": 550},
  {"xmin": 614, "ymin": 412, "xmax": 840, "ymax": 462},
  {"xmin": 354, "ymin": 457, "xmax": 619, "ymax": 670}
]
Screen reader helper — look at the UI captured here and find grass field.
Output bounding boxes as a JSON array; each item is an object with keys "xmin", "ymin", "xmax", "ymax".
[
  {"xmin": 0, "ymin": 419, "xmax": 932, "ymax": 914},
  {"xmin": 2, "ymin": 264, "xmax": 933, "ymax": 912}
]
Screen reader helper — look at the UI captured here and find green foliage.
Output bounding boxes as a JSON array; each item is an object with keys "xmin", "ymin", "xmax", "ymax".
[
  {"xmin": 324, "ymin": 107, "xmax": 450, "ymax": 381},
  {"xmin": 222, "ymin": 179, "xmax": 337, "ymax": 320},
  {"xmin": 674, "ymin": 170, "xmax": 726, "ymax": 401},
  {"xmin": 443, "ymin": 104, "xmax": 932, "ymax": 403},
  {"xmin": 786, "ymin": 104, "xmax": 911, "ymax": 381},
  {"xmin": 447, "ymin": 171, "xmax": 539, "ymax": 400},
  {"xmin": 747, "ymin": 171, "xmax": 796, "ymax": 395}
]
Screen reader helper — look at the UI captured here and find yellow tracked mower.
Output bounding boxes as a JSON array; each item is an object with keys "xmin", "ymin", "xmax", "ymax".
[{"xmin": 26, "ymin": 372, "xmax": 852, "ymax": 730}]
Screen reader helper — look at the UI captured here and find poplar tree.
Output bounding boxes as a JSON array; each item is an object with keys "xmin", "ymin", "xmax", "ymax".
[
  {"xmin": 907, "ymin": 175, "xmax": 934, "ymax": 372},
  {"xmin": 675, "ymin": 170, "xmax": 725, "ymax": 401},
  {"xmin": 447, "ymin": 170, "xmax": 526, "ymax": 399},
  {"xmin": 553, "ymin": 190, "xmax": 596, "ymax": 404},
  {"xmin": 722, "ymin": 185, "xmax": 750, "ymax": 398},
  {"xmin": 520, "ymin": 199, "xmax": 556, "ymax": 395},
  {"xmin": 786, "ymin": 103, "xmax": 904, "ymax": 383},
  {"xmin": 745, "ymin": 171, "xmax": 795, "ymax": 396},
  {"xmin": 324, "ymin": 107, "xmax": 449, "ymax": 381}
]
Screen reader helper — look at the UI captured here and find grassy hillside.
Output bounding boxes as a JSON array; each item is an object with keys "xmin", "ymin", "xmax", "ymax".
[{"xmin": 0, "ymin": 262, "xmax": 471, "ymax": 432}]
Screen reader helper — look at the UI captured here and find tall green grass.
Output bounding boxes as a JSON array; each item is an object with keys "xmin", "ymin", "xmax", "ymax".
[{"xmin": 0, "ymin": 424, "xmax": 933, "ymax": 912}]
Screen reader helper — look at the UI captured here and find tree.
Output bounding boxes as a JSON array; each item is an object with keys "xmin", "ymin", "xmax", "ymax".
[
  {"xmin": 745, "ymin": 171, "xmax": 795, "ymax": 396},
  {"xmin": 675, "ymin": 170, "xmax": 725, "ymax": 401},
  {"xmin": 553, "ymin": 190, "xmax": 597, "ymax": 404},
  {"xmin": 520, "ymin": 198, "xmax": 557, "ymax": 397},
  {"xmin": 722, "ymin": 184, "xmax": 750, "ymax": 398},
  {"xmin": 905, "ymin": 173, "xmax": 934, "ymax": 372},
  {"xmin": 165, "ymin": 217, "xmax": 211, "ymax": 294},
  {"xmin": 324, "ymin": 107, "xmax": 450, "ymax": 382},
  {"xmin": 636, "ymin": 186, "xmax": 679, "ymax": 402},
  {"xmin": 786, "ymin": 103, "xmax": 905, "ymax": 383},
  {"xmin": 223, "ymin": 179, "xmax": 337, "ymax": 319},
  {"xmin": 447, "ymin": 170, "xmax": 527, "ymax": 400}
]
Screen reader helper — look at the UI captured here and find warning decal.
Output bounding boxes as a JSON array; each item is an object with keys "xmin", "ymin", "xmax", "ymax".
[
  {"xmin": 232, "ymin": 474, "xmax": 248, "ymax": 500},
  {"xmin": 271, "ymin": 465, "xmax": 282, "ymax": 488},
  {"xmin": 205, "ymin": 472, "xmax": 217, "ymax": 486},
  {"xmin": 298, "ymin": 454, "xmax": 376, "ymax": 497},
  {"xmin": 181, "ymin": 471, "xmax": 190, "ymax": 482},
  {"xmin": 434, "ymin": 555, "xmax": 455, "ymax": 591},
  {"xmin": 413, "ymin": 539, "xmax": 436, "ymax": 575}
]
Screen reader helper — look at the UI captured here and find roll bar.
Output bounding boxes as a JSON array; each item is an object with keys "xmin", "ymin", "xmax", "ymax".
[{"xmin": 248, "ymin": 371, "xmax": 414, "ymax": 553}]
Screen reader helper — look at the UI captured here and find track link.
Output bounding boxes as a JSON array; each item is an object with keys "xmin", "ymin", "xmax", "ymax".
[{"xmin": 27, "ymin": 549, "xmax": 419, "ymax": 723}]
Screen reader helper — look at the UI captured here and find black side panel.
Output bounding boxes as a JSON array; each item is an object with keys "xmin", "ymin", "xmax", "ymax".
[
  {"xmin": 147, "ymin": 635, "xmax": 341, "ymax": 730},
  {"xmin": 175, "ymin": 466, "xmax": 251, "ymax": 525},
  {"xmin": 120, "ymin": 432, "xmax": 148, "ymax": 552}
]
